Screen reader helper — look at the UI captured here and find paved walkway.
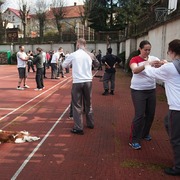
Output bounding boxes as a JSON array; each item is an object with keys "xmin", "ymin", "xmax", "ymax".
[{"xmin": 0, "ymin": 66, "xmax": 178, "ymax": 180}]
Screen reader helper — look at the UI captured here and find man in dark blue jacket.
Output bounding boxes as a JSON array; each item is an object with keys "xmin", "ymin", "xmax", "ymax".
[{"xmin": 102, "ymin": 47, "xmax": 121, "ymax": 95}]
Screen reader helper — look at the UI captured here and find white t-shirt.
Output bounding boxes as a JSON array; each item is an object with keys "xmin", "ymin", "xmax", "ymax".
[
  {"xmin": 130, "ymin": 55, "xmax": 160, "ymax": 90},
  {"xmin": 51, "ymin": 52, "xmax": 60, "ymax": 63},
  {"xmin": 42, "ymin": 51, "xmax": 47, "ymax": 63},
  {"xmin": 17, "ymin": 51, "xmax": 28, "ymax": 68}
]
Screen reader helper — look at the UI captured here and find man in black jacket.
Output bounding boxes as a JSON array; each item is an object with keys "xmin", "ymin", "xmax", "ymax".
[
  {"xmin": 33, "ymin": 47, "xmax": 44, "ymax": 91},
  {"xmin": 102, "ymin": 47, "xmax": 121, "ymax": 95}
]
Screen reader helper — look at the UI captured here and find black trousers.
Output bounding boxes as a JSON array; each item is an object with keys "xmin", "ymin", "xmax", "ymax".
[
  {"xmin": 51, "ymin": 63, "xmax": 57, "ymax": 78},
  {"xmin": 36, "ymin": 68, "xmax": 44, "ymax": 89},
  {"xmin": 164, "ymin": 110, "xmax": 180, "ymax": 171}
]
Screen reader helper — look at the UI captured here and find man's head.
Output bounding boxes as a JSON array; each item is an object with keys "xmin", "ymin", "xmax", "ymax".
[
  {"xmin": 58, "ymin": 47, "xmax": 63, "ymax": 53},
  {"xmin": 36, "ymin": 47, "xmax": 42, "ymax": 53},
  {"xmin": 107, "ymin": 47, "xmax": 112, "ymax": 54},
  {"xmin": 19, "ymin": 45, "xmax": 25, "ymax": 52},
  {"xmin": 76, "ymin": 38, "xmax": 86, "ymax": 49}
]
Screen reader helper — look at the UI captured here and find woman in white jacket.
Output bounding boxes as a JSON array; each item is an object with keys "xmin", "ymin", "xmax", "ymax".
[{"xmin": 145, "ymin": 39, "xmax": 180, "ymax": 176}]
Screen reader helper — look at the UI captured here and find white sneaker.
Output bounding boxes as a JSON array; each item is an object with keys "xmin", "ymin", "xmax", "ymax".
[
  {"xmin": 17, "ymin": 87, "xmax": 24, "ymax": 90},
  {"xmin": 24, "ymin": 85, "xmax": 30, "ymax": 88},
  {"xmin": 34, "ymin": 88, "xmax": 42, "ymax": 91}
]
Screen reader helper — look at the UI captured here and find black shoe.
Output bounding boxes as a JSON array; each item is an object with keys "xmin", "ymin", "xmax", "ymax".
[
  {"xmin": 71, "ymin": 128, "xmax": 84, "ymax": 135},
  {"xmin": 87, "ymin": 125, "xmax": 94, "ymax": 129},
  {"xmin": 102, "ymin": 90, "xmax": 109, "ymax": 95},
  {"xmin": 110, "ymin": 90, "xmax": 114, "ymax": 95},
  {"xmin": 164, "ymin": 167, "xmax": 180, "ymax": 176}
]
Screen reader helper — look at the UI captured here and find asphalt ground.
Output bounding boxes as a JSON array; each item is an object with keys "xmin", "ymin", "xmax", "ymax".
[{"xmin": 0, "ymin": 65, "xmax": 178, "ymax": 180}]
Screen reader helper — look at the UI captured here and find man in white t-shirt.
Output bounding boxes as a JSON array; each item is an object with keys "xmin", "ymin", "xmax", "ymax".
[
  {"xmin": 42, "ymin": 50, "xmax": 47, "ymax": 78},
  {"xmin": 16, "ymin": 45, "xmax": 29, "ymax": 90},
  {"xmin": 50, "ymin": 48, "xmax": 61, "ymax": 79}
]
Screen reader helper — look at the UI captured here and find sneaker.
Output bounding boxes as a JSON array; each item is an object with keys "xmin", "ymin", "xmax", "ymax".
[
  {"xmin": 129, "ymin": 142, "xmax": 141, "ymax": 150},
  {"xmin": 164, "ymin": 167, "xmax": 180, "ymax": 176},
  {"xmin": 87, "ymin": 125, "xmax": 94, "ymax": 129},
  {"xmin": 110, "ymin": 90, "xmax": 114, "ymax": 95},
  {"xmin": 143, "ymin": 135, "xmax": 152, "ymax": 141},
  {"xmin": 102, "ymin": 90, "xmax": 109, "ymax": 96},
  {"xmin": 17, "ymin": 87, "xmax": 24, "ymax": 90},
  {"xmin": 67, "ymin": 116, "xmax": 73, "ymax": 120},
  {"xmin": 24, "ymin": 85, "xmax": 30, "ymax": 88},
  {"xmin": 70, "ymin": 128, "xmax": 84, "ymax": 135},
  {"xmin": 34, "ymin": 88, "xmax": 42, "ymax": 91}
]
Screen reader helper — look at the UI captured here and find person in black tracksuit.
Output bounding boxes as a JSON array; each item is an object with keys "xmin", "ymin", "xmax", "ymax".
[{"xmin": 101, "ymin": 47, "xmax": 121, "ymax": 95}]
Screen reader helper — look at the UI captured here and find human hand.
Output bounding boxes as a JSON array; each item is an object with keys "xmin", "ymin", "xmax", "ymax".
[{"xmin": 150, "ymin": 60, "xmax": 162, "ymax": 68}]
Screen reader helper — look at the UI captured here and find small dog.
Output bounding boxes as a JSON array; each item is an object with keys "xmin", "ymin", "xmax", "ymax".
[{"xmin": 0, "ymin": 130, "xmax": 40, "ymax": 144}]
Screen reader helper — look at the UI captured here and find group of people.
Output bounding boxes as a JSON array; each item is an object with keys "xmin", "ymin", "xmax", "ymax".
[
  {"xmin": 16, "ymin": 37, "xmax": 180, "ymax": 176},
  {"xmin": 16, "ymin": 46, "xmax": 46, "ymax": 91},
  {"xmin": 16, "ymin": 46, "xmax": 70, "ymax": 91},
  {"xmin": 129, "ymin": 39, "xmax": 180, "ymax": 176}
]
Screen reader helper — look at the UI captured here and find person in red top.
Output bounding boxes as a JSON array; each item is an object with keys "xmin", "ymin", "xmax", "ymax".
[{"xmin": 129, "ymin": 40, "xmax": 160, "ymax": 150}]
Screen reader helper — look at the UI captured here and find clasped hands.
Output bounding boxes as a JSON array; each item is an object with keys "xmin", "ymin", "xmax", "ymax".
[{"xmin": 144, "ymin": 60, "xmax": 167, "ymax": 68}]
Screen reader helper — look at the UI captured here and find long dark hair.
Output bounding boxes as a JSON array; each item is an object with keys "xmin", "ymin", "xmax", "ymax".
[{"xmin": 139, "ymin": 40, "xmax": 151, "ymax": 49}]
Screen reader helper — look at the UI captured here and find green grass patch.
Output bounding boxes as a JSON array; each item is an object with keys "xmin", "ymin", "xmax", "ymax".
[{"xmin": 121, "ymin": 159, "xmax": 166, "ymax": 171}]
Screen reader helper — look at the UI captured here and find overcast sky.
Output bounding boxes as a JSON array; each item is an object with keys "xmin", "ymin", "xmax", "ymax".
[{"xmin": 1, "ymin": 0, "xmax": 84, "ymax": 10}]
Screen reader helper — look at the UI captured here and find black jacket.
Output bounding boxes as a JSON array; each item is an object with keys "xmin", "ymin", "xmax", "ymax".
[
  {"xmin": 33, "ymin": 53, "xmax": 43, "ymax": 68},
  {"xmin": 102, "ymin": 54, "xmax": 120, "ymax": 73}
]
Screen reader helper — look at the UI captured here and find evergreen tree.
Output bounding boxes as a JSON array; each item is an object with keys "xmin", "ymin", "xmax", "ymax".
[
  {"xmin": 88, "ymin": 0, "xmax": 108, "ymax": 31},
  {"xmin": 86, "ymin": 0, "xmax": 153, "ymax": 32}
]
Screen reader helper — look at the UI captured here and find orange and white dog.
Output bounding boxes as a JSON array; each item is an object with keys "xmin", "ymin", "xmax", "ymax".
[{"xmin": 0, "ymin": 130, "xmax": 40, "ymax": 144}]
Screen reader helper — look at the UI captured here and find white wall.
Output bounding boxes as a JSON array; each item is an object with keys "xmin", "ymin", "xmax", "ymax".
[
  {"xmin": 124, "ymin": 18, "xmax": 180, "ymax": 61},
  {"xmin": 6, "ymin": 42, "xmax": 118, "ymax": 57}
]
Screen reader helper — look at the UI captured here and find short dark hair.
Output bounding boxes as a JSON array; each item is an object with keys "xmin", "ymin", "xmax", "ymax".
[
  {"xmin": 168, "ymin": 39, "xmax": 180, "ymax": 55},
  {"xmin": 19, "ymin": 45, "xmax": 24, "ymax": 49},
  {"xmin": 107, "ymin": 47, "xmax": 112, "ymax": 54},
  {"xmin": 139, "ymin": 40, "xmax": 151, "ymax": 49},
  {"xmin": 36, "ymin": 47, "xmax": 42, "ymax": 52}
]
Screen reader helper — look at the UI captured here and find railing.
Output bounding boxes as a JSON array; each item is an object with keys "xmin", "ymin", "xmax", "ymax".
[{"xmin": 127, "ymin": 0, "xmax": 180, "ymax": 38}]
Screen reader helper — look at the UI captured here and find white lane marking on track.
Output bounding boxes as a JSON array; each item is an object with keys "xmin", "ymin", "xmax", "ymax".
[
  {"xmin": 10, "ymin": 71, "xmax": 99, "ymax": 179},
  {"xmin": 0, "ymin": 108, "xmax": 16, "ymax": 111},
  {"xmin": 0, "ymin": 74, "xmax": 15, "ymax": 79},
  {"xmin": 0, "ymin": 76, "xmax": 72, "ymax": 122},
  {"xmin": 2, "ymin": 79, "xmax": 72, "ymax": 129},
  {"xmin": 10, "ymin": 105, "xmax": 70, "ymax": 180}
]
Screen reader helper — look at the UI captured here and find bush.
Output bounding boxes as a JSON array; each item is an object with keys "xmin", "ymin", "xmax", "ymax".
[
  {"xmin": 11, "ymin": 52, "xmax": 17, "ymax": 64},
  {"xmin": 117, "ymin": 51, "xmax": 125, "ymax": 68}
]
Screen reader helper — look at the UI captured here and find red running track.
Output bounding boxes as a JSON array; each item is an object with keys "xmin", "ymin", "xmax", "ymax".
[{"xmin": 0, "ymin": 65, "xmax": 177, "ymax": 180}]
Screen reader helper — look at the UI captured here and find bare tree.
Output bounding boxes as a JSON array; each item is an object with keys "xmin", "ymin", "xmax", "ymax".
[
  {"xmin": 0, "ymin": 0, "xmax": 6, "ymax": 42},
  {"xmin": 18, "ymin": 0, "xmax": 30, "ymax": 42},
  {"xmin": 34, "ymin": 0, "xmax": 48, "ymax": 43},
  {"xmin": 50, "ymin": 0, "xmax": 65, "ymax": 42}
]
